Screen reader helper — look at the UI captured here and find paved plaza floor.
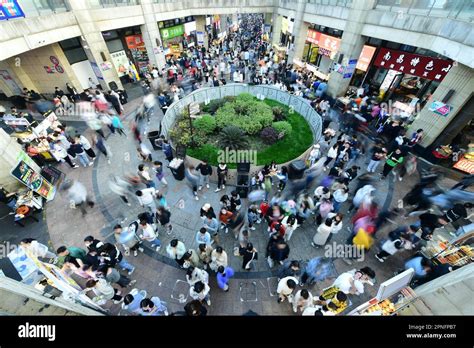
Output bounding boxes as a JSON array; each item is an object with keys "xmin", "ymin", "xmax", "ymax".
[{"xmin": 3, "ymin": 93, "xmax": 458, "ymax": 315}]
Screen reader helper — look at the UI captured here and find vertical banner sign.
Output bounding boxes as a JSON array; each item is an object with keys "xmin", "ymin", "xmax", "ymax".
[
  {"xmin": 90, "ymin": 62, "xmax": 104, "ymax": 81},
  {"xmin": 196, "ymin": 31, "xmax": 205, "ymax": 45},
  {"xmin": 343, "ymin": 59, "xmax": 358, "ymax": 79},
  {"xmin": 0, "ymin": 0, "xmax": 25, "ymax": 20}
]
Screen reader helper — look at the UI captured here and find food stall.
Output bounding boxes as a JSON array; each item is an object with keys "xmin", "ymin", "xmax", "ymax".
[
  {"xmin": 349, "ymin": 269, "xmax": 416, "ymax": 316},
  {"xmin": 421, "ymin": 231, "xmax": 474, "ymax": 267}
]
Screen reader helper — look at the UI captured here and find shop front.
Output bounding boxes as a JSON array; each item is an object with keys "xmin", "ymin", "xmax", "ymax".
[
  {"xmin": 159, "ymin": 17, "xmax": 197, "ymax": 58},
  {"xmin": 361, "ymin": 47, "xmax": 452, "ymax": 121},
  {"xmin": 301, "ymin": 28, "xmax": 341, "ymax": 76}
]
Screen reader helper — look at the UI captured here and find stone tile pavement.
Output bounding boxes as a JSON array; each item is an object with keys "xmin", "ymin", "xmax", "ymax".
[{"xmin": 11, "ymin": 92, "xmax": 459, "ymax": 316}]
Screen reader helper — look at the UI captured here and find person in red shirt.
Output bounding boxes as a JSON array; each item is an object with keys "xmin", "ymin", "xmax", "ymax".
[
  {"xmin": 259, "ymin": 201, "xmax": 270, "ymax": 221},
  {"xmin": 218, "ymin": 208, "xmax": 234, "ymax": 234}
]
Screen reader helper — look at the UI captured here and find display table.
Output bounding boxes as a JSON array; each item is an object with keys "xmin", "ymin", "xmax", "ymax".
[{"xmin": 14, "ymin": 190, "xmax": 43, "ymax": 227}]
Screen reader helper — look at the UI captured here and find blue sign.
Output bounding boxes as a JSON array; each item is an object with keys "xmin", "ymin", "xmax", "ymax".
[{"xmin": 0, "ymin": 0, "xmax": 25, "ymax": 20}]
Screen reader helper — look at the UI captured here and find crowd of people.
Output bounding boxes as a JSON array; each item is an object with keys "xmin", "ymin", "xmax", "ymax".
[{"xmin": 4, "ymin": 13, "xmax": 474, "ymax": 317}]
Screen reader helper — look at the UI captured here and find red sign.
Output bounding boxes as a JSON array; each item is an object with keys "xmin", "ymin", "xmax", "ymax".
[
  {"xmin": 318, "ymin": 34, "xmax": 341, "ymax": 52},
  {"xmin": 373, "ymin": 47, "xmax": 452, "ymax": 81},
  {"xmin": 306, "ymin": 29, "xmax": 321, "ymax": 44},
  {"xmin": 356, "ymin": 45, "xmax": 376, "ymax": 72},
  {"xmin": 125, "ymin": 35, "xmax": 144, "ymax": 49}
]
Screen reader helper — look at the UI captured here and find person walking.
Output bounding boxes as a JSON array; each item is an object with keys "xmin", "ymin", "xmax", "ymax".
[
  {"xmin": 63, "ymin": 180, "xmax": 95, "ymax": 216},
  {"xmin": 138, "ymin": 219, "xmax": 161, "ymax": 252},
  {"xmin": 156, "ymin": 206, "xmax": 173, "ymax": 234},
  {"xmin": 78, "ymin": 135, "xmax": 97, "ymax": 161},
  {"xmin": 185, "ymin": 166, "xmax": 200, "ymax": 200},
  {"xmin": 215, "ymin": 162, "xmax": 228, "ymax": 192},
  {"xmin": 381, "ymin": 148, "xmax": 404, "ymax": 179},
  {"xmin": 238, "ymin": 242, "xmax": 258, "ymax": 270},
  {"xmin": 135, "ymin": 187, "xmax": 158, "ymax": 215},
  {"xmin": 216, "ymin": 265, "xmax": 235, "ymax": 291},
  {"xmin": 166, "ymin": 239, "xmax": 187, "ymax": 267},
  {"xmin": 140, "ymin": 297, "xmax": 169, "ymax": 316},
  {"xmin": 196, "ymin": 160, "xmax": 213, "ymax": 190},
  {"xmin": 108, "ymin": 175, "xmax": 132, "ymax": 206},
  {"xmin": 112, "ymin": 115, "xmax": 126, "ymax": 136},
  {"xmin": 152, "ymin": 161, "xmax": 168, "ymax": 186}
]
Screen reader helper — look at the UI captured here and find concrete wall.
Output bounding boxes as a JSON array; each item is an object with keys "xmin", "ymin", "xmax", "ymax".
[{"xmin": 0, "ymin": 1, "xmax": 472, "ymax": 67}]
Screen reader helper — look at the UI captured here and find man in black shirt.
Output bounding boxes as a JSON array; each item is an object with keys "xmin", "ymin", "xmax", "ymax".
[
  {"xmin": 418, "ymin": 213, "xmax": 448, "ymax": 240},
  {"xmin": 196, "ymin": 160, "xmax": 213, "ymax": 190},
  {"xmin": 0, "ymin": 187, "xmax": 17, "ymax": 210},
  {"xmin": 444, "ymin": 203, "xmax": 472, "ymax": 228}
]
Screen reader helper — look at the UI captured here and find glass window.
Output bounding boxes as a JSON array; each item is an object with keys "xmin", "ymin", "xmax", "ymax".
[
  {"xmin": 63, "ymin": 47, "xmax": 88, "ymax": 65},
  {"xmin": 106, "ymin": 39, "xmax": 124, "ymax": 53}
]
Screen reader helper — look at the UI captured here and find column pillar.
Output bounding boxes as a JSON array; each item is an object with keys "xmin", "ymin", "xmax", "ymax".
[
  {"xmin": 195, "ymin": 16, "xmax": 209, "ymax": 49},
  {"xmin": 326, "ymin": 0, "xmax": 376, "ymax": 98},
  {"xmin": 407, "ymin": 63, "xmax": 474, "ymax": 147},
  {"xmin": 286, "ymin": 0, "xmax": 306, "ymax": 64},
  {"xmin": 68, "ymin": 0, "xmax": 123, "ymax": 91},
  {"xmin": 271, "ymin": 13, "xmax": 282, "ymax": 47},
  {"xmin": 140, "ymin": 0, "xmax": 166, "ymax": 71}
]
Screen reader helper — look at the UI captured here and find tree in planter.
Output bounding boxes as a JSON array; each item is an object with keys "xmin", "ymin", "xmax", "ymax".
[
  {"xmin": 260, "ymin": 126, "xmax": 279, "ymax": 145},
  {"xmin": 218, "ymin": 126, "xmax": 249, "ymax": 150}
]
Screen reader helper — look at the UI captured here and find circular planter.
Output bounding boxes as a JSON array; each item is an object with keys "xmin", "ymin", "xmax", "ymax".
[{"xmin": 162, "ymin": 83, "xmax": 322, "ymax": 185}]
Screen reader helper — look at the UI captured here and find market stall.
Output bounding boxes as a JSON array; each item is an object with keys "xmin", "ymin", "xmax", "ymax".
[
  {"xmin": 349, "ymin": 269, "xmax": 416, "ymax": 316},
  {"xmin": 421, "ymin": 231, "xmax": 474, "ymax": 268}
]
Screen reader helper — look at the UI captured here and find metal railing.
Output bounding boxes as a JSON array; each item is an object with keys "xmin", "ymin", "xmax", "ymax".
[
  {"xmin": 161, "ymin": 83, "xmax": 322, "ymax": 142},
  {"xmin": 375, "ymin": 0, "xmax": 474, "ymax": 22}
]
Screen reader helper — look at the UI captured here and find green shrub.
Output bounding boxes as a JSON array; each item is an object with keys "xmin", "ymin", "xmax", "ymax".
[
  {"xmin": 201, "ymin": 98, "xmax": 226, "ymax": 114},
  {"xmin": 169, "ymin": 114, "xmax": 207, "ymax": 148},
  {"xmin": 223, "ymin": 96, "xmax": 236, "ymax": 103},
  {"xmin": 193, "ymin": 114, "xmax": 216, "ymax": 135},
  {"xmin": 218, "ymin": 125, "xmax": 249, "ymax": 150},
  {"xmin": 260, "ymin": 127, "xmax": 279, "ymax": 145},
  {"xmin": 272, "ymin": 106, "xmax": 286, "ymax": 121},
  {"xmin": 215, "ymin": 96, "xmax": 273, "ymax": 135},
  {"xmin": 235, "ymin": 93, "xmax": 256, "ymax": 103},
  {"xmin": 272, "ymin": 121, "xmax": 292, "ymax": 137}
]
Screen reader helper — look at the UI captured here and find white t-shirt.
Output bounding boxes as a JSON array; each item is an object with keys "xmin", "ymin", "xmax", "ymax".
[
  {"xmin": 141, "ymin": 224, "xmax": 157, "ymax": 241},
  {"xmin": 332, "ymin": 270, "xmax": 364, "ymax": 295},
  {"xmin": 138, "ymin": 188, "xmax": 156, "ymax": 205},
  {"xmin": 277, "ymin": 276, "xmax": 299, "ymax": 296}
]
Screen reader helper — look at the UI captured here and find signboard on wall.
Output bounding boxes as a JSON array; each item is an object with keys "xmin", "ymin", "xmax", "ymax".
[
  {"xmin": 306, "ymin": 29, "xmax": 321, "ymax": 45},
  {"xmin": 343, "ymin": 59, "xmax": 358, "ymax": 79},
  {"xmin": 281, "ymin": 17, "xmax": 289, "ymax": 34},
  {"xmin": 125, "ymin": 34, "xmax": 149, "ymax": 73},
  {"xmin": 10, "ymin": 160, "xmax": 54, "ymax": 199},
  {"xmin": 453, "ymin": 158, "xmax": 474, "ymax": 174},
  {"xmin": 356, "ymin": 45, "xmax": 376, "ymax": 72},
  {"xmin": 318, "ymin": 34, "xmax": 341, "ymax": 53},
  {"xmin": 0, "ymin": 0, "xmax": 25, "ymax": 20},
  {"xmin": 160, "ymin": 25, "xmax": 185, "ymax": 40},
  {"xmin": 110, "ymin": 50, "xmax": 130, "ymax": 77},
  {"xmin": 0, "ymin": 69, "xmax": 22, "ymax": 95},
  {"xmin": 373, "ymin": 47, "xmax": 452, "ymax": 81},
  {"xmin": 196, "ymin": 31, "xmax": 205, "ymax": 45},
  {"xmin": 429, "ymin": 100, "xmax": 452, "ymax": 117}
]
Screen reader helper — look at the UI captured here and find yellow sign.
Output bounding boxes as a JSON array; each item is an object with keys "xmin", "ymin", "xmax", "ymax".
[{"xmin": 281, "ymin": 17, "xmax": 288, "ymax": 34}]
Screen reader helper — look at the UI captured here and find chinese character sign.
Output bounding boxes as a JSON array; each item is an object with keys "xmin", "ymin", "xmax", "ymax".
[
  {"xmin": 356, "ymin": 45, "xmax": 376, "ymax": 72},
  {"xmin": 318, "ymin": 34, "xmax": 341, "ymax": 53},
  {"xmin": 373, "ymin": 47, "xmax": 452, "ymax": 81},
  {"xmin": 306, "ymin": 29, "xmax": 321, "ymax": 45}
]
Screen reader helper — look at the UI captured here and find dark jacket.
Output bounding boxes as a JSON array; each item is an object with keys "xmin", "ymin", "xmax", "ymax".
[
  {"xmin": 444, "ymin": 204, "xmax": 467, "ymax": 223},
  {"xmin": 196, "ymin": 163, "xmax": 212, "ymax": 176},
  {"xmin": 269, "ymin": 243, "xmax": 290, "ymax": 262}
]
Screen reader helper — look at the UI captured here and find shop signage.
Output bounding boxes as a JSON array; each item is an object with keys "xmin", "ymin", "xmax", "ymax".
[
  {"xmin": 373, "ymin": 47, "xmax": 452, "ymax": 81},
  {"xmin": 318, "ymin": 47, "xmax": 332, "ymax": 57},
  {"xmin": 0, "ymin": 0, "xmax": 24, "ymax": 20},
  {"xmin": 110, "ymin": 50, "xmax": 130, "ymax": 77},
  {"xmin": 318, "ymin": 34, "xmax": 341, "ymax": 53},
  {"xmin": 125, "ymin": 34, "xmax": 144, "ymax": 49},
  {"xmin": 3, "ymin": 117, "xmax": 30, "ymax": 126},
  {"xmin": 343, "ymin": 59, "xmax": 358, "ymax": 79},
  {"xmin": 196, "ymin": 31, "xmax": 205, "ymax": 45},
  {"xmin": 264, "ymin": 24, "xmax": 271, "ymax": 33},
  {"xmin": 100, "ymin": 62, "xmax": 112, "ymax": 71},
  {"xmin": 306, "ymin": 29, "xmax": 321, "ymax": 45},
  {"xmin": 380, "ymin": 69, "xmax": 400, "ymax": 91},
  {"xmin": 11, "ymin": 160, "xmax": 54, "ymax": 199},
  {"xmin": 356, "ymin": 45, "xmax": 376, "ymax": 72},
  {"xmin": 429, "ymin": 100, "xmax": 452, "ymax": 117},
  {"xmin": 90, "ymin": 62, "xmax": 104, "ymax": 81},
  {"xmin": 43, "ymin": 56, "xmax": 64, "ymax": 74},
  {"xmin": 453, "ymin": 158, "xmax": 474, "ymax": 174},
  {"xmin": 160, "ymin": 25, "xmax": 185, "ymax": 40}
]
